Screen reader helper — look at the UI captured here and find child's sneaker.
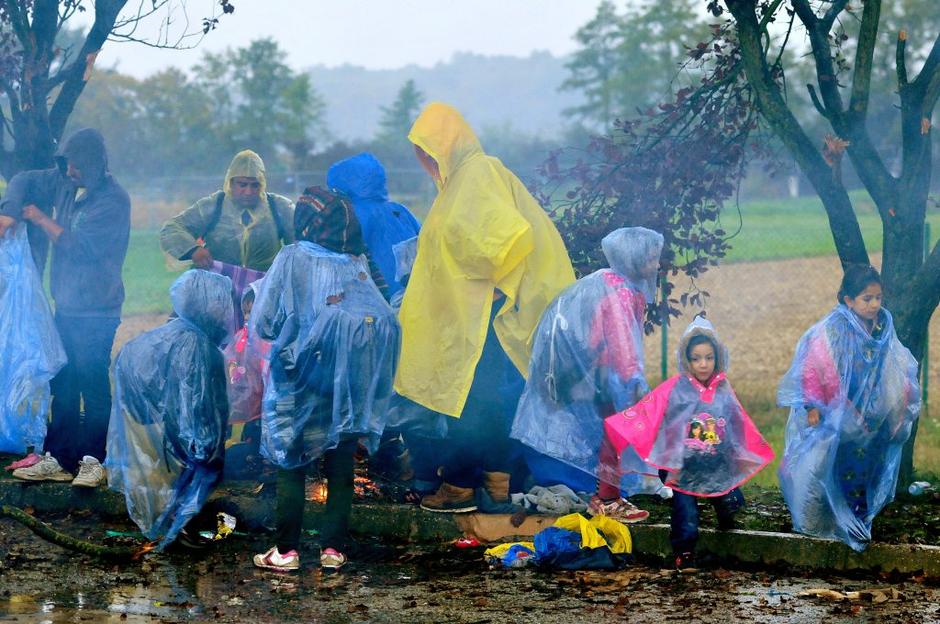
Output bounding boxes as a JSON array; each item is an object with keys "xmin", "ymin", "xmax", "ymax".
[
  {"xmin": 253, "ymin": 546, "xmax": 300, "ymax": 571},
  {"xmin": 320, "ymin": 548, "xmax": 347, "ymax": 571},
  {"xmin": 587, "ymin": 495, "xmax": 650, "ymax": 523},
  {"xmin": 11, "ymin": 453, "xmax": 73, "ymax": 482},
  {"xmin": 4, "ymin": 452, "xmax": 42, "ymax": 471},
  {"xmin": 675, "ymin": 551, "xmax": 698, "ymax": 572},
  {"xmin": 72, "ymin": 456, "xmax": 106, "ymax": 488}
]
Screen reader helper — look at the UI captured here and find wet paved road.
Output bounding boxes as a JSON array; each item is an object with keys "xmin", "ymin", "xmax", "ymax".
[{"xmin": 0, "ymin": 514, "xmax": 938, "ymax": 623}]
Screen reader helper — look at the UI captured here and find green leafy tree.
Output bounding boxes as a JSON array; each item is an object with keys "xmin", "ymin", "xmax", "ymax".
[
  {"xmin": 561, "ymin": 0, "xmax": 709, "ymax": 129},
  {"xmin": 560, "ymin": 0, "xmax": 624, "ymax": 128},
  {"xmin": 193, "ymin": 38, "xmax": 325, "ymax": 171},
  {"xmin": 375, "ymin": 79, "xmax": 425, "ymax": 161}
]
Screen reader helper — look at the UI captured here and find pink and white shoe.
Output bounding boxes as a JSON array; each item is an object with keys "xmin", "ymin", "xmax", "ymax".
[
  {"xmin": 253, "ymin": 547, "xmax": 300, "ymax": 571},
  {"xmin": 319, "ymin": 548, "xmax": 347, "ymax": 570},
  {"xmin": 588, "ymin": 495, "xmax": 650, "ymax": 523},
  {"xmin": 5, "ymin": 452, "xmax": 42, "ymax": 471}
]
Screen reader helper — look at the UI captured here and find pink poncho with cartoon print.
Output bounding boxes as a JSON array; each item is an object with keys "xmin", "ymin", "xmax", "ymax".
[{"xmin": 603, "ymin": 317, "xmax": 774, "ymax": 497}]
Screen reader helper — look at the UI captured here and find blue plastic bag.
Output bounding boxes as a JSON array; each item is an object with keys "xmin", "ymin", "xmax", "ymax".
[{"xmin": 0, "ymin": 228, "xmax": 66, "ymax": 453}]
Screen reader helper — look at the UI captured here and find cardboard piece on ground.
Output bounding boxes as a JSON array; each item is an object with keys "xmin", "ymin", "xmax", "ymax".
[{"xmin": 456, "ymin": 513, "xmax": 556, "ymax": 543}]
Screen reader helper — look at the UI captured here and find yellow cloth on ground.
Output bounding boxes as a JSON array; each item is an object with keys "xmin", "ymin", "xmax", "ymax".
[
  {"xmin": 395, "ymin": 102, "xmax": 575, "ymax": 417},
  {"xmin": 553, "ymin": 513, "xmax": 632, "ymax": 554},
  {"xmin": 483, "ymin": 541, "xmax": 536, "ymax": 561}
]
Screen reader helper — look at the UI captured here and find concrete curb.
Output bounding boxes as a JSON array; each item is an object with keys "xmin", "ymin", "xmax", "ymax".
[{"xmin": 2, "ymin": 479, "xmax": 939, "ymax": 576}]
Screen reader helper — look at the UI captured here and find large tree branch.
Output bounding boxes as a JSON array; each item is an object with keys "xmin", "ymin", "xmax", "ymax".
[
  {"xmin": 897, "ymin": 31, "xmax": 939, "ymax": 223},
  {"xmin": 48, "ymin": 0, "xmax": 128, "ymax": 139},
  {"xmin": 726, "ymin": 0, "xmax": 868, "ymax": 266},
  {"xmin": 820, "ymin": 0, "xmax": 851, "ymax": 33},
  {"xmin": 31, "ymin": 0, "xmax": 60, "ymax": 57},
  {"xmin": 792, "ymin": 0, "xmax": 846, "ymax": 118},
  {"xmin": 911, "ymin": 32, "xmax": 940, "ymax": 97},
  {"xmin": 795, "ymin": 0, "xmax": 897, "ymax": 221},
  {"xmin": 848, "ymin": 0, "xmax": 880, "ymax": 117},
  {"xmin": 916, "ymin": 33, "xmax": 940, "ymax": 113}
]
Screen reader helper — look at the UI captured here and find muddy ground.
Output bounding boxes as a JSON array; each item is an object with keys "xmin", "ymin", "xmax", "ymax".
[{"xmin": 0, "ymin": 513, "xmax": 938, "ymax": 623}]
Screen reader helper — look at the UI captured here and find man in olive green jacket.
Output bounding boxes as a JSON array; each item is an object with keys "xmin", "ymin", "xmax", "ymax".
[{"xmin": 160, "ymin": 150, "xmax": 294, "ymax": 272}]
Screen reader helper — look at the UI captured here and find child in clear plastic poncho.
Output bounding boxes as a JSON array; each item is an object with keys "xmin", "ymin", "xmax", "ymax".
[
  {"xmin": 105, "ymin": 270, "xmax": 233, "ymax": 550},
  {"xmin": 603, "ymin": 317, "xmax": 774, "ymax": 569},
  {"xmin": 0, "ymin": 228, "xmax": 67, "ymax": 459},
  {"xmin": 777, "ymin": 265, "xmax": 920, "ymax": 552},
  {"xmin": 222, "ymin": 282, "xmax": 271, "ymax": 479},
  {"xmin": 251, "ymin": 187, "xmax": 400, "ymax": 572},
  {"xmin": 510, "ymin": 227, "xmax": 663, "ymax": 522}
]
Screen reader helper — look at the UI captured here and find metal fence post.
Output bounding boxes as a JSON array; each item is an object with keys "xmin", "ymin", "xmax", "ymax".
[
  {"xmin": 661, "ymin": 280, "xmax": 668, "ymax": 382},
  {"xmin": 924, "ymin": 222, "xmax": 931, "ymax": 417}
]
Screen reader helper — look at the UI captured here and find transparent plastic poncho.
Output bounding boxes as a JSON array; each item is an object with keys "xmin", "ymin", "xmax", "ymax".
[
  {"xmin": 777, "ymin": 305, "xmax": 920, "ymax": 551},
  {"xmin": 252, "ymin": 242, "xmax": 400, "ymax": 469},
  {"xmin": 105, "ymin": 270, "xmax": 234, "ymax": 549},
  {"xmin": 0, "ymin": 228, "xmax": 67, "ymax": 453},
  {"xmin": 510, "ymin": 227, "xmax": 663, "ymax": 492},
  {"xmin": 603, "ymin": 317, "xmax": 774, "ymax": 497}
]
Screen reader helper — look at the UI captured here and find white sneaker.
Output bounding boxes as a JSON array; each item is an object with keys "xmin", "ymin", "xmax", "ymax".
[
  {"xmin": 72, "ymin": 455, "xmax": 106, "ymax": 488},
  {"xmin": 12, "ymin": 453, "xmax": 74, "ymax": 482}
]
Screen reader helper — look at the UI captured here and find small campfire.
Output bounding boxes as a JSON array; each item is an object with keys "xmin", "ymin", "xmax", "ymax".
[
  {"xmin": 306, "ymin": 479, "xmax": 329, "ymax": 504},
  {"xmin": 304, "ymin": 471, "xmax": 383, "ymax": 504},
  {"xmin": 354, "ymin": 474, "xmax": 382, "ymax": 499}
]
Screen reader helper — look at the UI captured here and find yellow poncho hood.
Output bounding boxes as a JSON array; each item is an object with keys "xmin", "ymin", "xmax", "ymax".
[
  {"xmin": 395, "ymin": 103, "xmax": 575, "ymax": 417},
  {"xmin": 223, "ymin": 149, "xmax": 267, "ymax": 200}
]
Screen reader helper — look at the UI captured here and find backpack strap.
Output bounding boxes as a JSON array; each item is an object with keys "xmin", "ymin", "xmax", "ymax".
[
  {"xmin": 267, "ymin": 193, "xmax": 288, "ymax": 243},
  {"xmin": 204, "ymin": 191, "xmax": 288, "ymax": 243},
  {"xmin": 203, "ymin": 191, "xmax": 226, "ymax": 239}
]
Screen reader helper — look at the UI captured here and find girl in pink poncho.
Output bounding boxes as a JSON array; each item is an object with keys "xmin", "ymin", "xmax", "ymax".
[{"xmin": 603, "ymin": 316, "xmax": 774, "ymax": 569}]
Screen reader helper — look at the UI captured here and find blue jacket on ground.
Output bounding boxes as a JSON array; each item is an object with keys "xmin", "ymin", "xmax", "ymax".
[
  {"xmin": 327, "ymin": 153, "xmax": 420, "ymax": 298},
  {"xmin": 0, "ymin": 128, "xmax": 131, "ymax": 318}
]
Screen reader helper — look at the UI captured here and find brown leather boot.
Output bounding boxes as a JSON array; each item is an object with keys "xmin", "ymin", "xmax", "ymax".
[
  {"xmin": 419, "ymin": 482, "xmax": 477, "ymax": 513},
  {"xmin": 482, "ymin": 471, "xmax": 511, "ymax": 504}
]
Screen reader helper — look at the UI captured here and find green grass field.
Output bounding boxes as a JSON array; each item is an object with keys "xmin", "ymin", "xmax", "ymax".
[
  {"xmin": 125, "ymin": 191, "xmax": 938, "ymax": 314},
  {"xmin": 721, "ymin": 190, "xmax": 940, "ymax": 263}
]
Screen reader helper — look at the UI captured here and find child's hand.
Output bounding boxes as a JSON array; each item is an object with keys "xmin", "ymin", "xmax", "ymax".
[{"xmin": 807, "ymin": 408, "xmax": 821, "ymax": 427}]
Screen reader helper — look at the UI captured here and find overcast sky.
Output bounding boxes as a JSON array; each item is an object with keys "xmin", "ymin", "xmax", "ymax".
[{"xmin": 84, "ymin": 0, "xmax": 606, "ymax": 77}]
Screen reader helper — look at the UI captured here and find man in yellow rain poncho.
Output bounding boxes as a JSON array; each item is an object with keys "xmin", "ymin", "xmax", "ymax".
[
  {"xmin": 160, "ymin": 150, "xmax": 294, "ymax": 272},
  {"xmin": 397, "ymin": 103, "xmax": 575, "ymax": 513}
]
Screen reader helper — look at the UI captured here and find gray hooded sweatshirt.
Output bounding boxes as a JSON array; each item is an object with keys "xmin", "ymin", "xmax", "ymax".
[{"xmin": 0, "ymin": 128, "xmax": 131, "ymax": 317}]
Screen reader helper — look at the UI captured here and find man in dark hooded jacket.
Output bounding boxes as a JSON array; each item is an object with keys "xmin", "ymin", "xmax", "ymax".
[{"xmin": 0, "ymin": 128, "xmax": 131, "ymax": 485}]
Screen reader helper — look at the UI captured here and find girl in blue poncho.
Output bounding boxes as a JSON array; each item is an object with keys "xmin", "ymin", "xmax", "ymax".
[
  {"xmin": 251, "ymin": 187, "xmax": 399, "ymax": 572},
  {"xmin": 777, "ymin": 265, "xmax": 920, "ymax": 551}
]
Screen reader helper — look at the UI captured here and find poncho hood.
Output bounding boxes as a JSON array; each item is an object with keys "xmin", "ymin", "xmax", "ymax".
[
  {"xmin": 677, "ymin": 316, "xmax": 730, "ymax": 376},
  {"xmin": 408, "ymin": 102, "xmax": 483, "ymax": 186},
  {"xmin": 170, "ymin": 270, "xmax": 234, "ymax": 345},
  {"xmin": 601, "ymin": 227, "xmax": 663, "ymax": 302},
  {"xmin": 223, "ymin": 150, "xmax": 267, "ymax": 201},
  {"xmin": 55, "ymin": 128, "xmax": 109, "ymax": 190},
  {"xmin": 327, "ymin": 152, "xmax": 389, "ymax": 201}
]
